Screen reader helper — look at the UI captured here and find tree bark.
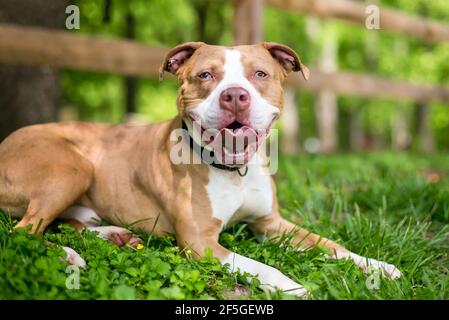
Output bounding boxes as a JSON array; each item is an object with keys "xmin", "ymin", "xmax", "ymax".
[
  {"xmin": 123, "ymin": 4, "xmax": 138, "ymax": 119},
  {"xmin": 0, "ymin": 0, "xmax": 68, "ymax": 141}
]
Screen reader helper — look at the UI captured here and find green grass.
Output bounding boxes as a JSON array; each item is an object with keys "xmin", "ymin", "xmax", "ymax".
[{"xmin": 1, "ymin": 153, "xmax": 449, "ymax": 299}]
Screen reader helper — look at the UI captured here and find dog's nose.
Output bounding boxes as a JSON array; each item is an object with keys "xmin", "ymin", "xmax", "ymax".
[{"xmin": 219, "ymin": 87, "xmax": 251, "ymax": 114}]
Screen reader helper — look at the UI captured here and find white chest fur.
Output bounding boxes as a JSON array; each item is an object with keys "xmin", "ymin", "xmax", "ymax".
[{"xmin": 205, "ymin": 160, "xmax": 273, "ymax": 230}]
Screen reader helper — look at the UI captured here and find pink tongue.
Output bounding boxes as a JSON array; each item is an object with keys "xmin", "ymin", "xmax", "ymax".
[
  {"xmin": 213, "ymin": 126, "xmax": 258, "ymax": 154},
  {"xmin": 221, "ymin": 126, "xmax": 251, "ymax": 136}
]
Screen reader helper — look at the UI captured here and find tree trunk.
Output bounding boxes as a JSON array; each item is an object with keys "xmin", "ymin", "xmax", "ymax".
[
  {"xmin": 123, "ymin": 4, "xmax": 139, "ymax": 120},
  {"xmin": 0, "ymin": 0, "xmax": 68, "ymax": 141}
]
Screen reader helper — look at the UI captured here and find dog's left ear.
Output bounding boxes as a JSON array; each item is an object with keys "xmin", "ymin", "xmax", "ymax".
[
  {"xmin": 159, "ymin": 42, "xmax": 205, "ymax": 80},
  {"xmin": 263, "ymin": 42, "xmax": 310, "ymax": 80}
]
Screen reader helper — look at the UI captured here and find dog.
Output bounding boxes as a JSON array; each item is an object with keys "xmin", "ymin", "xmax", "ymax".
[{"xmin": 0, "ymin": 42, "xmax": 400, "ymax": 297}]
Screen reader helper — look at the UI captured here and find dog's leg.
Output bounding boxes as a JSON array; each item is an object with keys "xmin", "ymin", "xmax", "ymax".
[
  {"xmin": 15, "ymin": 182, "xmax": 90, "ymax": 234},
  {"xmin": 9, "ymin": 157, "xmax": 93, "ymax": 235},
  {"xmin": 47, "ymin": 206, "xmax": 143, "ymax": 267},
  {"xmin": 59, "ymin": 205, "xmax": 101, "ymax": 228},
  {"xmin": 249, "ymin": 213, "xmax": 401, "ymax": 279},
  {"xmin": 221, "ymin": 251, "xmax": 308, "ymax": 297},
  {"xmin": 60, "ymin": 206, "xmax": 143, "ymax": 248},
  {"xmin": 45, "ymin": 206, "xmax": 99, "ymax": 268},
  {"xmin": 174, "ymin": 228, "xmax": 308, "ymax": 297}
]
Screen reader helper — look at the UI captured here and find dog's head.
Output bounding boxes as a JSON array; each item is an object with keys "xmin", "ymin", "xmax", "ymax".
[{"xmin": 160, "ymin": 42, "xmax": 309, "ymax": 165}]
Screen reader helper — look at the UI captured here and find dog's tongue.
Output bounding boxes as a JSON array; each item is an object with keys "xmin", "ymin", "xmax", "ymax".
[{"xmin": 217, "ymin": 126, "xmax": 258, "ymax": 154}]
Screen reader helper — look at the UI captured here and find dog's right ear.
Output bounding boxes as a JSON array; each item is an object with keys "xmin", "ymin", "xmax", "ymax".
[{"xmin": 159, "ymin": 42, "xmax": 205, "ymax": 80}]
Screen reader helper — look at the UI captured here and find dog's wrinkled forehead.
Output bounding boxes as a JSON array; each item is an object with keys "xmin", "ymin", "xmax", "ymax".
[{"xmin": 159, "ymin": 42, "xmax": 309, "ymax": 82}]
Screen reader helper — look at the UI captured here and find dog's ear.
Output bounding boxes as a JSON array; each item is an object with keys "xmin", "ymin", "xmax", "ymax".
[
  {"xmin": 159, "ymin": 42, "xmax": 205, "ymax": 80},
  {"xmin": 263, "ymin": 42, "xmax": 310, "ymax": 80}
]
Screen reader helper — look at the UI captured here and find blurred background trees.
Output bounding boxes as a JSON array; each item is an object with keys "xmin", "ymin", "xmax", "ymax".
[
  {"xmin": 0, "ymin": 0, "xmax": 69, "ymax": 139},
  {"xmin": 1, "ymin": 0, "xmax": 449, "ymax": 153}
]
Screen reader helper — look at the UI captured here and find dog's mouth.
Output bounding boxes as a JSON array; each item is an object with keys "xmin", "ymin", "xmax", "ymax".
[
  {"xmin": 188, "ymin": 119, "xmax": 271, "ymax": 165},
  {"xmin": 225, "ymin": 120, "xmax": 244, "ymax": 131}
]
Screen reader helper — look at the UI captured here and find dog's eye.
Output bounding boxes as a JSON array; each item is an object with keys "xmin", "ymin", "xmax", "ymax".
[
  {"xmin": 198, "ymin": 72, "xmax": 213, "ymax": 80},
  {"xmin": 255, "ymin": 70, "xmax": 268, "ymax": 78}
]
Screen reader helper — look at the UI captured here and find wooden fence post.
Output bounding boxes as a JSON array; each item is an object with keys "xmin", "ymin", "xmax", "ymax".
[
  {"xmin": 391, "ymin": 39, "xmax": 411, "ymax": 151},
  {"xmin": 350, "ymin": 107, "xmax": 364, "ymax": 151},
  {"xmin": 232, "ymin": 0, "xmax": 263, "ymax": 45},
  {"xmin": 415, "ymin": 101, "xmax": 435, "ymax": 153},
  {"xmin": 315, "ymin": 22, "xmax": 338, "ymax": 153},
  {"xmin": 281, "ymin": 88, "xmax": 300, "ymax": 153}
]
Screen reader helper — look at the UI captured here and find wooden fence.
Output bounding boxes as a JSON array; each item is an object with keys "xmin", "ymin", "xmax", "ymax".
[
  {"xmin": 1, "ymin": 0, "xmax": 449, "ymax": 152},
  {"xmin": 0, "ymin": 23, "xmax": 448, "ymax": 104}
]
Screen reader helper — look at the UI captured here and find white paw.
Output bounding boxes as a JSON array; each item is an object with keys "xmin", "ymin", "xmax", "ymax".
[
  {"xmin": 62, "ymin": 246, "xmax": 86, "ymax": 268},
  {"xmin": 363, "ymin": 258, "xmax": 401, "ymax": 279},
  {"xmin": 260, "ymin": 271, "xmax": 309, "ymax": 298},
  {"xmin": 330, "ymin": 251, "xmax": 401, "ymax": 280},
  {"xmin": 346, "ymin": 252, "xmax": 401, "ymax": 279},
  {"xmin": 284, "ymin": 286, "xmax": 309, "ymax": 298}
]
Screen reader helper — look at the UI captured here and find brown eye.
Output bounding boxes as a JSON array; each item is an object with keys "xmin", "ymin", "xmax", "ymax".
[
  {"xmin": 198, "ymin": 72, "xmax": 213, "ymax": 80},
  {"xmin": 255, "ymin": 70, "xmax": 268, "ymax": 78}
]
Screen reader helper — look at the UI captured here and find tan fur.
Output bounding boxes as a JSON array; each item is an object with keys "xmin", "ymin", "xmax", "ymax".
[{"xmin": 0, "ymin": 42, "xmax": 347, "ymax": 262}]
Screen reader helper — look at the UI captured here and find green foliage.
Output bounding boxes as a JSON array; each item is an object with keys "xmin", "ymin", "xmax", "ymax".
[
  {"xmin": 61, "ymin": 0, "xmax": 449, "ymax": 149},
  {"xmin": 1, "ymin": 153, "xmax": 449, "ymax": 299}
]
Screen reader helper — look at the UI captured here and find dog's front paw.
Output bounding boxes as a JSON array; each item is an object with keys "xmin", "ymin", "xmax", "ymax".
[
  {"xmin": 284, "ymin": 286, "xmax": 309, "ymax": 298},
  {"xmin": 333, "ymin": 250, "xmax": 401, "ymax": 279},
  {"xmin": 89, "ymin": 226, "xmax": 143, "ymax": 248},
  {"xmin": 349, "ymin": 253, "xmax": 401, "ymax": 279},
  {"xmin": 362, "ymin": 258, "xmax": 401, "ymax": 279},
  {"xmin": 62, "ymin": 246, "xmax": 86, "ymax": 268},
  {"xmin": 259, "ymin": 271, "xmax": 309, "ymax": 298}
]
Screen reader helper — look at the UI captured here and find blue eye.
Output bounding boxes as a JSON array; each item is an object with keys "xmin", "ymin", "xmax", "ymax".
[
  {"xmin": 255, "ymin": 70, "xmax": 268, "ymax": 78},
  {"xmin": 198, "ymin": 72, "xmax": 213, "ymax": 80}
]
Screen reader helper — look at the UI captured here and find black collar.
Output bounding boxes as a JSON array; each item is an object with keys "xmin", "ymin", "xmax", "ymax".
[{"xmin": 181, "ymin": 120, "xmax": 248, "ymax": 176}]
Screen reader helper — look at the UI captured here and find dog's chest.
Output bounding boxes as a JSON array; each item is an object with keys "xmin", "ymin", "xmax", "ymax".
[{"xmin": 205, "ymin": 162, "xmax": 273, "ymax": 230}]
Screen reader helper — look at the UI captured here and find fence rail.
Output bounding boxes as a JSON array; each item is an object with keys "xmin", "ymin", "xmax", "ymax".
[
  {"xmin": 1, "ymin": 23, "xmax": 449, "ymax": 103},
  {"xmin": 267, "ymin": 0, "xmax": 449, "ymax": 43},
  {"xmin": 0, "ymin": 24, "xmax": 166, "ymax": 76}
]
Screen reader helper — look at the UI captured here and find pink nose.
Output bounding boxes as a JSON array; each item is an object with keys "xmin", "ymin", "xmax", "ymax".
[{"xmin": 219, "ymin": 87, "xmax": 251, "ymax": 117}]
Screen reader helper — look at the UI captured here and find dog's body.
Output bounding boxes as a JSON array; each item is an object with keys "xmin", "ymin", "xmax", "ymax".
[{"xmin": 0, "ymin": 42, "xmax": 400, "ymax": 297}]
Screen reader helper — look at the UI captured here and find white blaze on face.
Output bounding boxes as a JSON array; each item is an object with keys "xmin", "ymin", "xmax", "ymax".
[{"xmin": 190, "ymin": 49, "xmax": 280, "ymax": 130}]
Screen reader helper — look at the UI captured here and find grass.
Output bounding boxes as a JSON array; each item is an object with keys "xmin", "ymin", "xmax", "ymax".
[{"xmin": 1, "ymin": 152, "xmax": 449, "ymax": 299}]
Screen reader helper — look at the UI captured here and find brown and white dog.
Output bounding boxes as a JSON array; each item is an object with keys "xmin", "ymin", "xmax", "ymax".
[{"xmin": 0, "ymin": 42, "xmax": 400, "ymax": 297}]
